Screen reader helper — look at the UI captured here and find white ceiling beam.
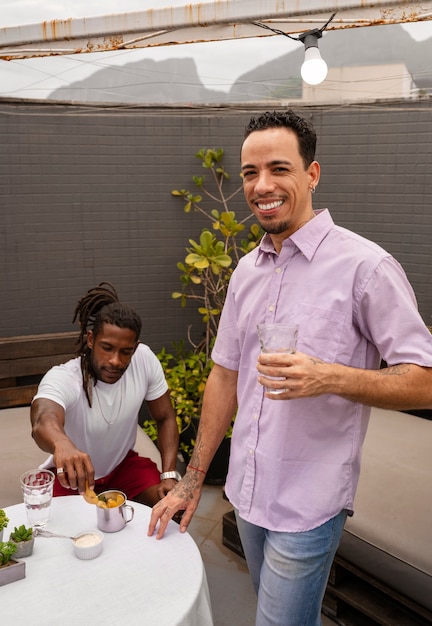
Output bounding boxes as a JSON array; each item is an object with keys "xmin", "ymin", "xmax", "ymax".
[{"xmin": 1, "ymin": 0, "xmax": 432, "ymax": 60}]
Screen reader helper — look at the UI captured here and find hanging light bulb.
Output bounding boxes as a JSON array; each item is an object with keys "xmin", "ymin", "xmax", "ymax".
[
  {"xmin": 299, "ymin": 30, "xmax": 328, "ymax": 86},
  {"xmin": 254, "ymin": 13, "xmax": 334, "ymax": 86}
]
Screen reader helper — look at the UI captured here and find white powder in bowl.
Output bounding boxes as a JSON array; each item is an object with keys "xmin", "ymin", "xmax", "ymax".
[{"xmin": 74, "ymin": 533, "xmax": 102, "ymax": 547}]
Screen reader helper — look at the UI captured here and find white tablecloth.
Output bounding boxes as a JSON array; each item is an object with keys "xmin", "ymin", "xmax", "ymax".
[{"xmin": 1, "ymin": 496, "xmax": 213, "ymax": 626}]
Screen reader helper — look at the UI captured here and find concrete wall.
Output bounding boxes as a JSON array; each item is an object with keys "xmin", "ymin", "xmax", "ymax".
[{"xmin": 1, "ymin": 100, "xmax": 431, "ymax": 352}]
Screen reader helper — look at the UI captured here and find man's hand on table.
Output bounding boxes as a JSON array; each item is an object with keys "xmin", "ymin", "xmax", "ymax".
[{"xmin": 148, "ymin": 472, "xmax": 203, "ymax": 539}]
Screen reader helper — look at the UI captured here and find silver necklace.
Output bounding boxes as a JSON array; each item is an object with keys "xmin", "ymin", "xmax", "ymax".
[{"xmin": 93, "ymin": 384, "xmax": 123, "ymax": 426}]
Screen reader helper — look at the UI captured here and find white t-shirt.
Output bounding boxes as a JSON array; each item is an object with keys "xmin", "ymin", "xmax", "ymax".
[{"xmin": 34, "ymin": 343, "xmax": 167, "ymax": 478}]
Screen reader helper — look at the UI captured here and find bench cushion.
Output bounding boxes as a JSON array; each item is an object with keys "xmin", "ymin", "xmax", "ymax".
[{"xmin": 337, "ymin": 407, "xmax": 432, "ymax": 611}]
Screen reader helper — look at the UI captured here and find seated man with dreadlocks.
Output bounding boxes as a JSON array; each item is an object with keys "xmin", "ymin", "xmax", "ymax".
[{"xmin": 30, "ymin": 283, "xmax": 180, "ymax": 506}]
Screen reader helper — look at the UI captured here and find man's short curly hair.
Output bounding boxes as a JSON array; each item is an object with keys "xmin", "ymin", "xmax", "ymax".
[{"xmin": 243, "ymin": 110, "xmax": 317, "ymax": 169}]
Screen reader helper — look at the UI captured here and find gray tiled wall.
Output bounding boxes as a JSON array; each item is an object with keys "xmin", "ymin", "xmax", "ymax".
[{"xmin": 1, "ymin": 101, "xmax": 431, "ymax": 352}]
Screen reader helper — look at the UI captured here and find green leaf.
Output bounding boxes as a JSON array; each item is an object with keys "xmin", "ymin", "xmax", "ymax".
[
  {"xmin": 199, "ymin": 230, "xmax": 214, "ymax": 248},
  {"xmin": 185, "ymin": 253, "xmax": 209, "ymax": 269},
  {"xmin": 193, "ymin": 176, "xmax": 204, "ymax": 187},
  {"xmin": 213, "ymin": 254, "xmax": 232, "ymax": 268}
]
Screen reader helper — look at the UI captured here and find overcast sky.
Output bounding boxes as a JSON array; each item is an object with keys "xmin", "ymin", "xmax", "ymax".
[{"xmin": 1, "ymin": 1, "xmax": 432, "ymax": 99}]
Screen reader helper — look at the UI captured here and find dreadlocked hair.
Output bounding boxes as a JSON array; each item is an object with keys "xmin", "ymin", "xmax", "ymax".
[{"xmin": 72, "ymin": 282, "xmax": 142, "ymax": 406}]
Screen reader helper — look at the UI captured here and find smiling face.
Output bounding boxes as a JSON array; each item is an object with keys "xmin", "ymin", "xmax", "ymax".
[
  {"xmin": 87, "ymin": 323, "xmax": 138, "ymax": 384},
  {"xmin": 241, "ymin": 127, "xmax": 320, "ymax": 252}
]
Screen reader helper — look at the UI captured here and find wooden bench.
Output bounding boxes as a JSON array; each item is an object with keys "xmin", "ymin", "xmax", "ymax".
[{"xmin": 0, "ymin": 332, "xmax": 79, "ymax": 409}]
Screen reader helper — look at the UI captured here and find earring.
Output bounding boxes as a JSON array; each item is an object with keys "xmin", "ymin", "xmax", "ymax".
[{"xmin": 311, "ymin": 186, "xmax": 316, "ymax": 194}]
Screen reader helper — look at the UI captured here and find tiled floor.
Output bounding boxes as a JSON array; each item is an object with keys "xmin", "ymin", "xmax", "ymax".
[
  {"xmin": 187, "ymin": 484, "xmax": 257, "ymax": 625},
  {"xmin": 1, "ymin": 406, "xmax": 335, "ymax": 625}
]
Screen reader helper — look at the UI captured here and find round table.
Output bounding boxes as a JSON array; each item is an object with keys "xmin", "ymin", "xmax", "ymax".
[{"xmin": 1, "ymin": 496, "xmax": 213, "ymax": 625}]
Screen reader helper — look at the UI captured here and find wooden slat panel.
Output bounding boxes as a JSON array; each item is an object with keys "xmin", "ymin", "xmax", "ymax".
[
  {"xmin": 323, "ymin": 557, "xmax": 432, "ymax": 626},
  {"xmin": 0, "ymin": 377, "xmax": 16, "ymax": 389},
  {"xmin": 0, "ymin": 384, "xmax": 38, "ymax": 409},
  {"xmin": 0, "ymin": 353, "xmax": 75, "ymax": 379},
  {"xmin": 0, "ymin": 332, "xmax": 80, "ymax": 407},
  {"xmin": 0, "ymin": 332, "xmax": 79, "ymax": 359}
]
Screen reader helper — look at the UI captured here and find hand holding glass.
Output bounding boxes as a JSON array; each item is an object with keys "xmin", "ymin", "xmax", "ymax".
[{"xmin": 257, "ymin": 323, "xmax": 299, "ymax": 394}]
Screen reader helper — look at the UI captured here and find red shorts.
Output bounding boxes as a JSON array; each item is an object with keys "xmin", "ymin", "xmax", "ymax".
[{"xmin": 52, "ymin": 450, "xmax": 160, "ymax": 499}]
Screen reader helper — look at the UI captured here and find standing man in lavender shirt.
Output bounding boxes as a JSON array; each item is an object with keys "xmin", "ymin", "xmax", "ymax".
[{"xmin": 149, "ymin": 110, "xmax": 432, "ymax": 625}]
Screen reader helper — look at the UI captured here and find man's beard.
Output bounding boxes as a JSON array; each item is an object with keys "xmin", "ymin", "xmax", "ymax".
[
  {"xmin": 89, "ymin": 353, "xmax": 126, "ymax": 383},
  {"xmin": 260, "ymin": 219, "xmax": 292, "ymax": 235}
]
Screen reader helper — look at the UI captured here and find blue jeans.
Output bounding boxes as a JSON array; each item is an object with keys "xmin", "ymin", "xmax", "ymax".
[{"xmin": 235, "ymin": 509, "xmax": 347, "ymax": 626}]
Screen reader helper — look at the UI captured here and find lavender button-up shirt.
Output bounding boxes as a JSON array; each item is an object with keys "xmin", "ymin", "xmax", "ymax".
[{"xmin": 213, "ymin": 209, "xmax": 432, "ymax": 532}]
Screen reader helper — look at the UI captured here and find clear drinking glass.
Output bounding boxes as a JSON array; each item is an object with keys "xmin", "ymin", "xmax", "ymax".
[
  {"xmin": 257, "ymin": 323, "xmax": 299, "ymax": 394},
  {"xmin": 20, "ymin": 469, "xmax": 55, "ymax": 527}
]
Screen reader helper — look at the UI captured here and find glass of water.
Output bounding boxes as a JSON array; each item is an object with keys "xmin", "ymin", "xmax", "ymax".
[
  {"xmin": 20, "ymin": 469, "xmax": 55, "ymax": 527},
  {"xmin": 257, "ymin": 323, "xmax": 299, "ymax": 394}
]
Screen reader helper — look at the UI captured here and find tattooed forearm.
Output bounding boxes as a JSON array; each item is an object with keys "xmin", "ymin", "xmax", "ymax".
[
  {"xmin": 170, "ymin": 471, "xmax": 201, "ymax": 502},
  {"xmin": 190, "ymin": 440, "xmax": 204, "ymax": 468}
]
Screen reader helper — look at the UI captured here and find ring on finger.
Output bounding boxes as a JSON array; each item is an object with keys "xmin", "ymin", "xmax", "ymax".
[{"xmin": 57, "ymin": 467, "xmax": 65, "ymax": 474}]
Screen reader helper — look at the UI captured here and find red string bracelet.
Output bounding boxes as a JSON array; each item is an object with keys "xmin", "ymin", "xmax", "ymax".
[{"xmin": 187, "ymin": 464, "xmax": 207, "ymax": 475}]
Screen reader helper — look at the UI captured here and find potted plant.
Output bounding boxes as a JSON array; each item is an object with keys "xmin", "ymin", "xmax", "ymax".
[
  {"xmin": 0, "ymin": 540, "xmax": 25, "ymax": 587},
  {"xmin": 0, "ymin": 509, "xmax": 9, "ymax": 542},
  {"xmin": 156, "ymin": 342, "xmax": 217, "ymax": 462},
  {"xmin": 170, "ymin": 148, "xmax": 261, "ymax": 361},
  {"xmin": 143, "ymin": 148, "xmax": 261, "ymax": 483},
  {"xmin": 9, "ymin": 525, "xmax": 34, "ymax": 558}
]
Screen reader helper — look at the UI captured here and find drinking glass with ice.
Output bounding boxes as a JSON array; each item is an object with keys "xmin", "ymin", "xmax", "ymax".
[
  {"xmin": 257, "ymin": 323, "xmax": 299, "ymax": 395},
  {"xmin": 20, "ymin": 469, "xmax": 55, "ymax": 527}
]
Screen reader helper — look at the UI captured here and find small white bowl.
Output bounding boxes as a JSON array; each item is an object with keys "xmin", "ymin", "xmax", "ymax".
[{"xmin": 72, "ymin": 530, "xmax": 104, "ymax": 560}]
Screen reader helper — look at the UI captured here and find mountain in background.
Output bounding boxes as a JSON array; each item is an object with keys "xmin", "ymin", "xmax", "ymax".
[
  {"xmin": 50, "ymin": 24, "xmax": 432, "ymax": 104},
  {"xmin": 50, "ymin": 56, "xmax": 228, "ymax": 104}
]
